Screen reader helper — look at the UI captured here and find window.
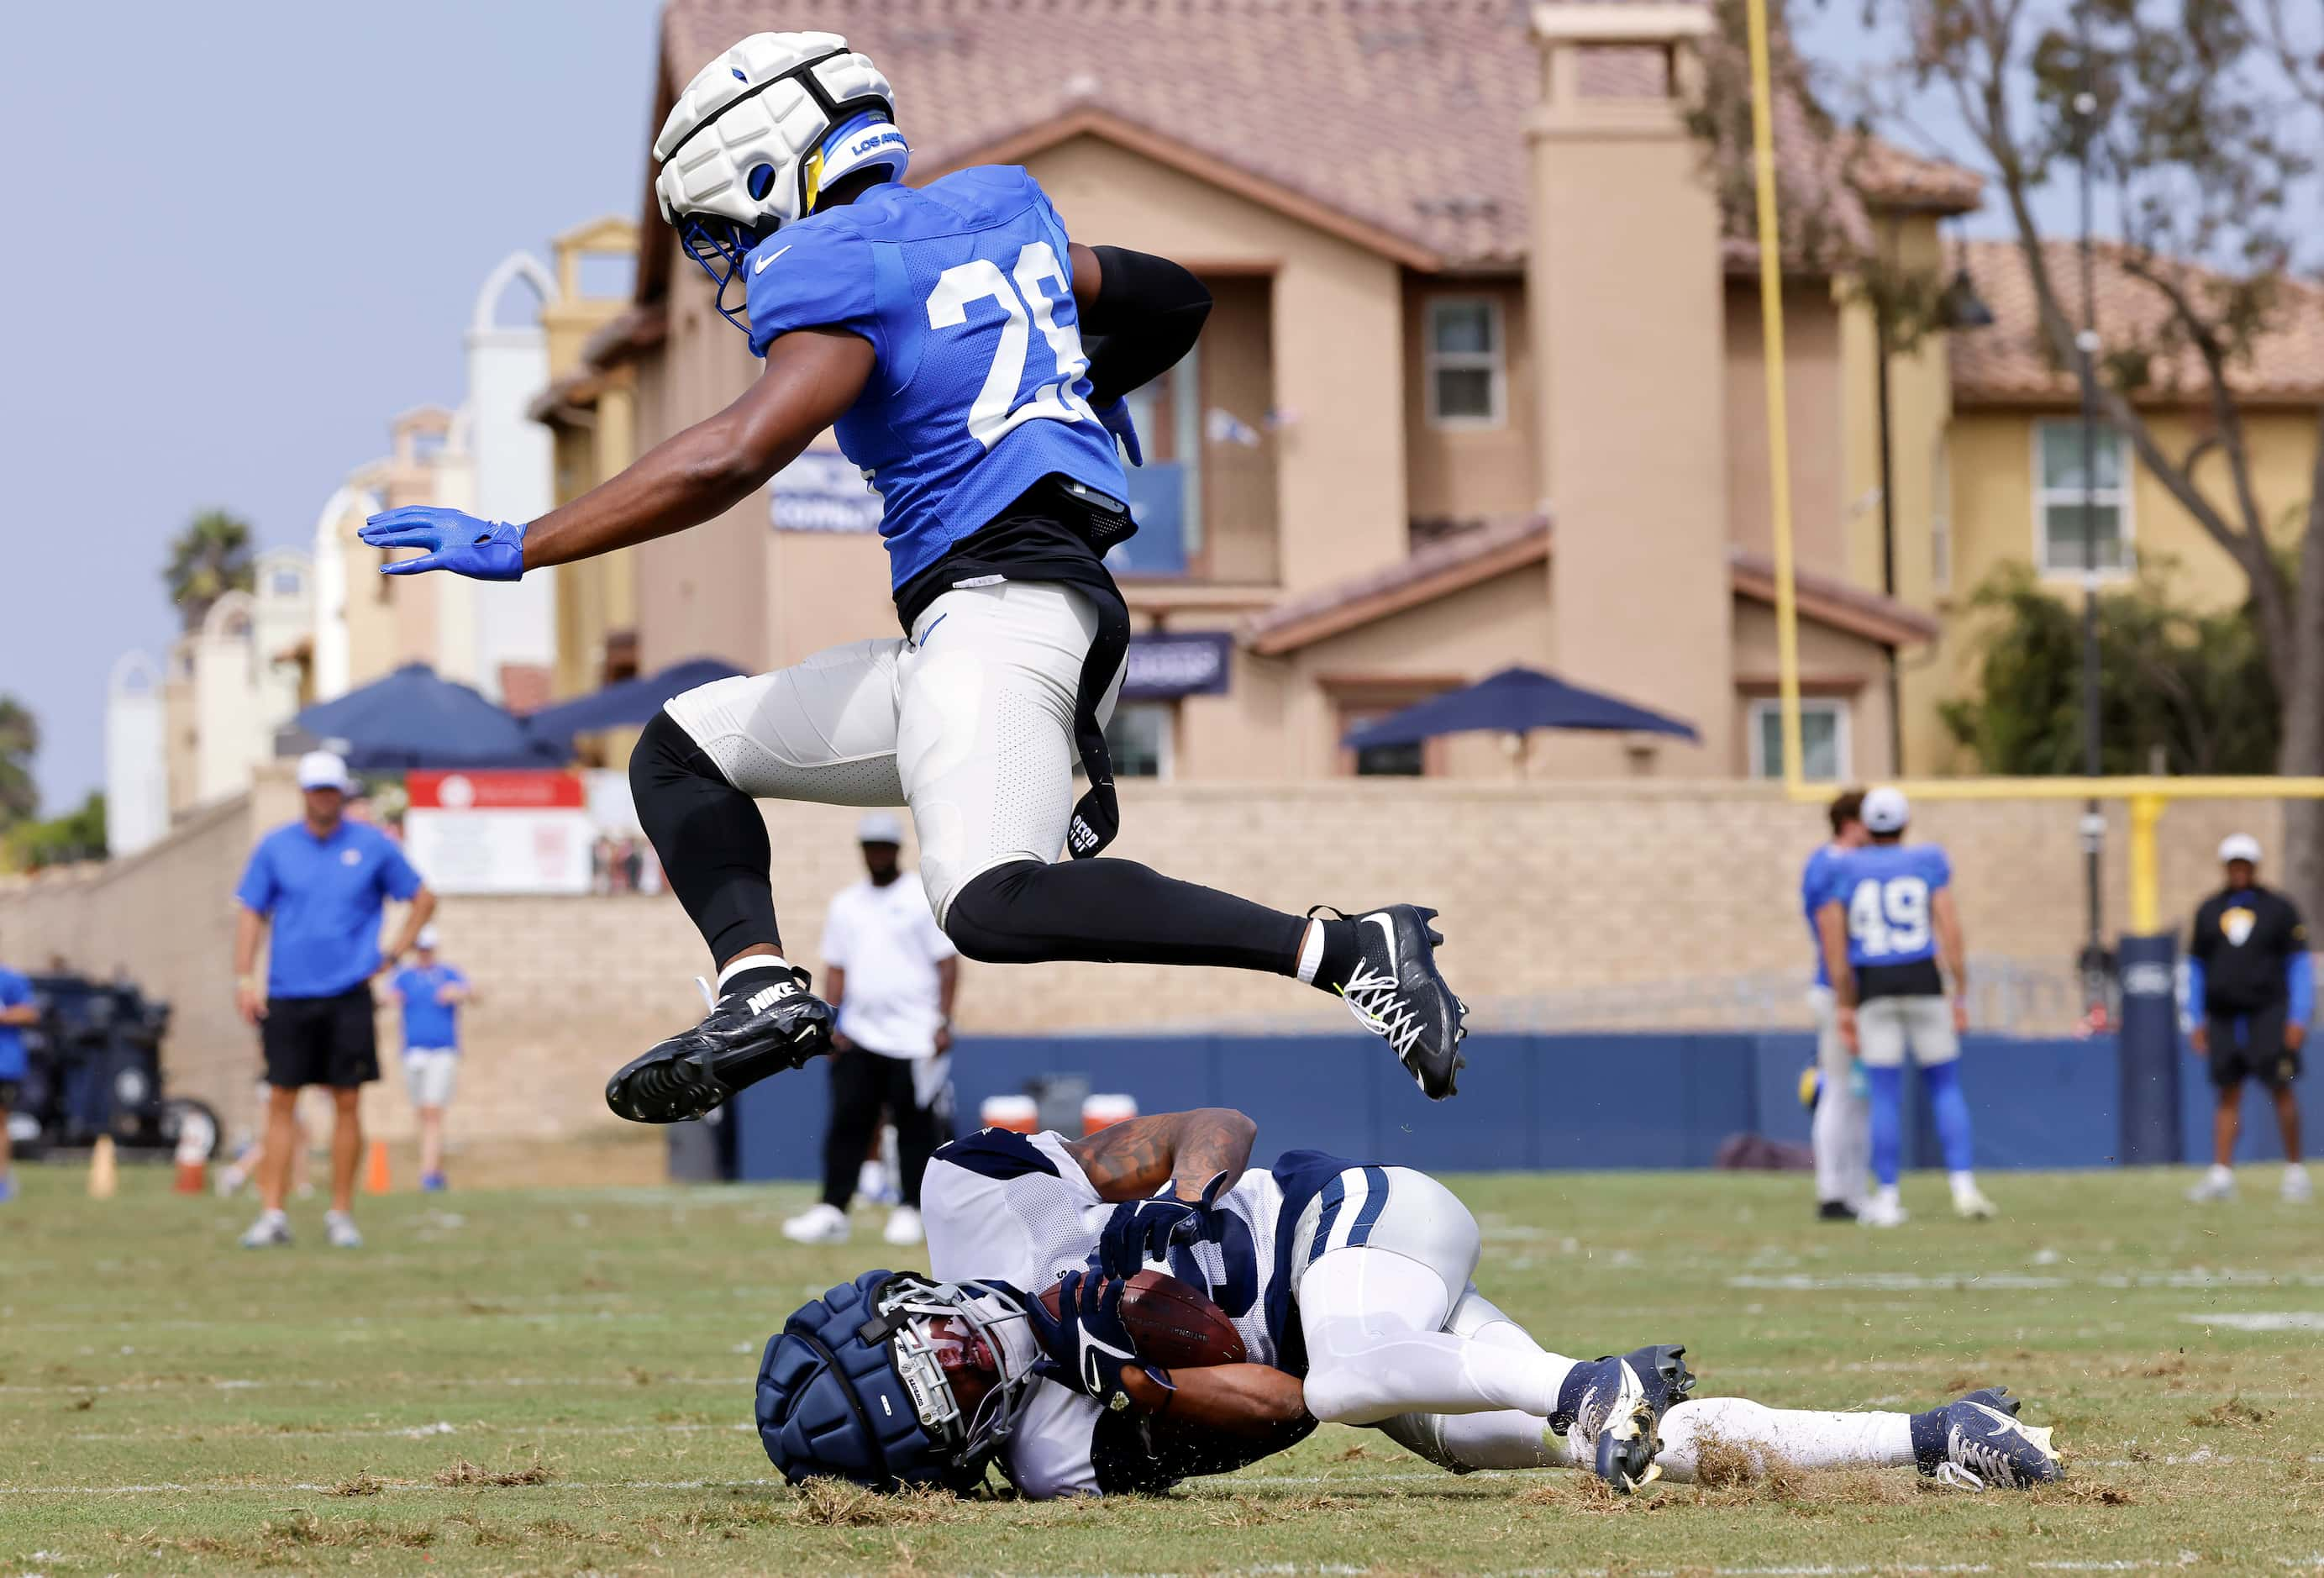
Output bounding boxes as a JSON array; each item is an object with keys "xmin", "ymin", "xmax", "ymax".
[
  {"xmin": 1332, "ymin": 686, "xmax": 1449, "ymax": 776},
  {"xmin": 1425, "ymin": 298, "xmax": 1504, "ymax": 427},
  {"xmin": 2034, "ymin": 418, "xmax": 2131, "ymax": 575},
  {"xmin": 1748, "ymin": 698, "xmax": 1851, "ymax": 781},
  {"xmin": 271, "ymin": 568, "xmax": 303, "ymax": 597},
  {"xmin": 1354, "ymin": 739, "xmax": 1425, "ymax": 777},
  {"xmin": 1103, "ymin": 702, "xmax": 1174, "ymax": 779}
]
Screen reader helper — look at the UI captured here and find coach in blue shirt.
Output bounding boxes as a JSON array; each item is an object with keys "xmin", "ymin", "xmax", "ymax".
[
  {"xmin": 232, "ymin": 751, "xmax": 435, "ymax": 1249},
  {"xmin": 0, "ymin": 937, "xmax": 39, "ymax": 1205}
]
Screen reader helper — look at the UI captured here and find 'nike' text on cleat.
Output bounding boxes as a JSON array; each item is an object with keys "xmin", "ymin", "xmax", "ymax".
[{"xmin": 605, "ymin": 965, "xmax": 834, "ymax": 1123}]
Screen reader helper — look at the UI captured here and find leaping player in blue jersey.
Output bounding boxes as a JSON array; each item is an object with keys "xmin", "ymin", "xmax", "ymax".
[
  {"xmin": 1812, "ymin": 786, "xmax": 1995, "ymax": 1227},
  {"xmin": 361, "ymin": 31, "xmax": 1467, "ymax": 1122}
]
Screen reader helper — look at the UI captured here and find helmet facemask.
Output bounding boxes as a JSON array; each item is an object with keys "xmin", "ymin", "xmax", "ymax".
[{"xmin": 863, "ymin": 1275, "xmax": 1043, "ymax": 1488}]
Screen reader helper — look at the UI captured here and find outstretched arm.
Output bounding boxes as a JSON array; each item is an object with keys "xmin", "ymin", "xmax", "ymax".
[
  {"xmin": 361, "ymin": 328, "xmax": 875, "ymax": 576},
  {"xmin": 1064, "ymin": 1107, "xmax": 1256, "ymax": 1204}
]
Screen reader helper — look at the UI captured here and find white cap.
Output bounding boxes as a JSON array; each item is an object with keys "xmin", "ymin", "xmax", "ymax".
[
  {"xmin": 2219, "ymin": 833, "xmax": 2263, "ymax": 865},
  {"xmin": 296, "ymin": 750, "xmax": 352, "ymax": 792},
  {"xmin": 415, "ymin": 924, "xmax": 440, "ymax": 950},
  {"xmin": 856, "ymin": 810, "xmax": 905, "ymax": 844},
  {"xmin": 1860, "ymin": 786, "xmax": 1911, "ymax": 834}
]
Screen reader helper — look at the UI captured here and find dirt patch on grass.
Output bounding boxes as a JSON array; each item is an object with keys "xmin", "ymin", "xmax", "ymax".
[
  {"xmin": 120, "ymin": 1512, "xmax": 440, "ymax": 1561},
  {"xmin": 789, "ymin": 1480, "xmax": 959, "ymax": 1528},
  {"xmin": 329, "ymin": 1471, "xmax": 386, "ymax": 1496},
  {"xmin": 1205, "ymin": 1493, "xmax": 1352, "ymax": 1527},
  {"xmin": 434, "ymin": 1454, "xmax": 553, "ymax": 1487},
  {"xmin": 2188, "ymin": 1397, "xmax": 2272, "ymax": 1432}
]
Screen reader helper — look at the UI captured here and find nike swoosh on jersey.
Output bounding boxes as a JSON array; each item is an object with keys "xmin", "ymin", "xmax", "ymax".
[{"xmin": 753, "ymin": 245, "xmax": 794, "ymax": 275}]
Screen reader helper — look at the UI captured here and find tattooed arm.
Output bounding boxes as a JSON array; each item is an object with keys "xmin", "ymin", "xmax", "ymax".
[{"xmin": 1063, "ymin": 1108, "xmax": 1258, "ymax": 1204}]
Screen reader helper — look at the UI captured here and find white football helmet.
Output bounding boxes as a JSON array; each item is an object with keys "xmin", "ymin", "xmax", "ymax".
[{"xmin": 653, "ymin": 31, "xmax": 910, "ymax": 329}]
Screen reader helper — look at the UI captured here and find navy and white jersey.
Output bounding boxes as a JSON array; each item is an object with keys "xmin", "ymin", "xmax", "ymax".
[
  {"xmin": 923, "ymin": 1128, "xmax": 1354, "ymax": 1497},
  {"xmin": 1800, "ymin": 842, "xmax": 1844, "ymax": 988},
  {"xmin": 744, "ymin": 166, "xmax": 1128, "ymax": 592},
  {"xmin": 1817, "ymin": 841, "xmax": 1953, "ymax": 999}
]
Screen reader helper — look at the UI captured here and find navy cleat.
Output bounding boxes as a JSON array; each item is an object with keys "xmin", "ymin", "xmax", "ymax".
[
  {"xmin": 1317, "ymin": 904, "xmax": 1469, "ymax": 1100},
  {"xmin": 1551, "ymin": 1353, "xmax": 1665, "ymax": 1493},
  {"xmin": 605, "ymin": 965, "xmax": 834, "ymax": 1123},
  {"xmin": 1917, "ymin": 1387, "xmax": 2062, "ymax": 1490},
  {"xmin": 1623, "ymin": 1344, "xmax": 1696, "ymax": 1426}
]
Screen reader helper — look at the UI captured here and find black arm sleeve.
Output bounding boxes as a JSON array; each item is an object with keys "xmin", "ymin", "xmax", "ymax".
[{"xmin": 1081, "ymin": 246, "xmax": 1212, "ymax": 407}]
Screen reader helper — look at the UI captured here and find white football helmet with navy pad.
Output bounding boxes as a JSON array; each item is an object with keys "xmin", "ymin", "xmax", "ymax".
[
  {"xmin": 652, "ymin": 31, "xmax": 911, "ymax": 331},
  {"xmin": 758, "ymin": 1270, "xmax": 1044, "ymax": 1493}
]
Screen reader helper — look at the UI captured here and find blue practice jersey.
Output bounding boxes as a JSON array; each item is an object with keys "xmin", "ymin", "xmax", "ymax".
[
  {"xmin": 744, "ymin": 166, "xmax": 1128, "ymax": 590},
  {"xmin": 1801, "ymin": 843, "xmax": 1843, "ymax": 987},
  {"xmin": 1819, "ymin": 842, "xmax": 1953, "ymax": 972}
]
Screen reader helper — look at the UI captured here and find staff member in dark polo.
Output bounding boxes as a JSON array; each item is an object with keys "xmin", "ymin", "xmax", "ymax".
[
  {"xmin": 2186, "ymin": 833, "xmax": 2311, "ymax": 1206},
  {"xmin": 233, "ymin": 750, "xmax": 435, "ymax": 1249}
]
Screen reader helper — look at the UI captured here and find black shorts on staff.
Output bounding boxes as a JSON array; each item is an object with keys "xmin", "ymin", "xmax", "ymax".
[
  {"xmin": 2206, "ymin": 1001, "xmax": 2302, "ymax": 1091},
  {"xmin": 262, "ymin": 985, "xmax": 380, "ymax": 1091}
]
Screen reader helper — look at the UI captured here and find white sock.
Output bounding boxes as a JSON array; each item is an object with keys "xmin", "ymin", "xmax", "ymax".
[
  {"xmin": 1295, "ymin": 920, "xmax": 1326, "ymax": 985},
  {"xmin": 716, "ymin": 954, "xmax": 791, "ymax": 992},
  {"xmin": 2285, "ymin": 1161, "xmax": 2307, "ymax": 1176},
  {"xmin": 1654, "ymin": 1397, "xmax": 1914, "ymax": 1483},
  {"xmin": 1949, "ymin": 1170, "xmax": 1980, "ymax": 1197},
  {"xmin": 1874, "ymin": 1183, "xmax": 1901, "ymax": 1207},
  {"xmin": 2209, "ymin": 1162, "xmax": 2234, "ymax": 1183}
]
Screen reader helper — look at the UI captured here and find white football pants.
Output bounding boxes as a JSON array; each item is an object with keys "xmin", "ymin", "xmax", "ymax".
[
  {"xmin": 1810, "ymin": 986, "xmax": 1871, "ymax": 1207},
  {"xmin": 662, "ymin": 581, "xmax": 1122, "ymax": 927}
]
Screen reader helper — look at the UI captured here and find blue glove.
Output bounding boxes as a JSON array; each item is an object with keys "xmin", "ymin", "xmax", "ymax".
[
  {"xmin": 359, "ymin": 507, "xmax": 527, "ymax": 581},
  {"xmin": 1094, "ymin": 398, "xmax": 1143, "ymax": 467},
  {"xmin": 1023, "ymin": 1270, "xmax": 1166, "ymax": 1411},
  {"xmin": 1096, "ymin": 1171, "xmax": 1231, "ymax": 1277}
]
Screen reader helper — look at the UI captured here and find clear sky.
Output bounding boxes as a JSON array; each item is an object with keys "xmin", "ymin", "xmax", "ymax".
[{"xmin": 1, "ymin": 0, "xmax": 662, "ymax": 811}]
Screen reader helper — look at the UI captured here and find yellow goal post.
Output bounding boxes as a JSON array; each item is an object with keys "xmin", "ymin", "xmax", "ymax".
[{"xmin": 1738, "ymin": 0, "xmax": 2324, "ymax": 934}]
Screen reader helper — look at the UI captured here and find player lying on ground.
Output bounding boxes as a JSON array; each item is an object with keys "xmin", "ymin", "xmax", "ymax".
[
  {"xmin": 754, "ymin": 1108, "xmax": 2065, "ymax": 1497},
  {"xmin": 359, "ymin": 31, "xmax": 1466, "ymax": 1121}
]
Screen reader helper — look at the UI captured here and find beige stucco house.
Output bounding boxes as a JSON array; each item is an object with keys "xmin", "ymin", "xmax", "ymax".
[{"xmin": 549, "ymin": 0, "xmax": 1995, "ymax": 785}]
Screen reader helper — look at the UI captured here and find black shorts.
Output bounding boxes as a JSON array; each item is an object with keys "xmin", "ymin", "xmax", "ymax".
[
  {"xmin": 2206, "ymin": 1002, "xmax": 2302, "ymax": 1090},
  {"xmin": 262, "ymin": 986, "xmax": 380, "ymax": 1091},
  {"xmin": 0, "ymin": 1079, "xmax": 19, "ymax": 1107}
]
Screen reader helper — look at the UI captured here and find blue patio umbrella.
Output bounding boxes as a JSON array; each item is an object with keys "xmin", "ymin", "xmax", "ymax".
[
  {"xmin": 522, "ymin": 656, "xmax": 745, "ymax": 738},
  {"xmin": 291, "ymin": 664, "xmax": 571, "ymax": 771},
  {"xmin": 1343, "ymin": 666, "xmax": 1700, "ymax": 760}
]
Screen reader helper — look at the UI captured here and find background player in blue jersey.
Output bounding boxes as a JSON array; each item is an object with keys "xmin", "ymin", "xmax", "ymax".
[
  {"xmin": 360, "ymin": 32, "xmax": 1466, "ymax": 1120},
  {"xmin": 1814, "ymin": 787, "xmax": 1994, "ymax": 1227},
  {"xmin": 1801, "ymin": 790, "xmax": 1871, "ymax": 1221}
]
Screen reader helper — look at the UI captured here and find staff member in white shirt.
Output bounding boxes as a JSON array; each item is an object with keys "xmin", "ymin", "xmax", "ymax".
[{"xmin": 783, "ymin": 813, "xmax": 960, "ymax": 1248}]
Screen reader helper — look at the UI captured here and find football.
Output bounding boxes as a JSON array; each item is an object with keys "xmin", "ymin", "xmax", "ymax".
[{"xmin": 1039, "ymin": 1269, "xmax": 1247, "ymax": 1369}]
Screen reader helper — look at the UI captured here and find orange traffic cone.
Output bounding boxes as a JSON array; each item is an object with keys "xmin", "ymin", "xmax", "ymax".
[
  {"xmin": 364, "ymin": 1139, "xmax": 392, "ymax": 1196},
  {"xmin": 87, "ymin": 1135, "xmax": 118, "ymax": 1200}
]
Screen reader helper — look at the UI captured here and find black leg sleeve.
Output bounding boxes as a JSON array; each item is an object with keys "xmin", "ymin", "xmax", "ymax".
[
  {"xmin": 944, "ymin": 857, "xmax": 1307, "ymax": 974},
  {"xmin": 821, "ymin": 1051, "xmax": 882, "ymax": 1210},
  {"xmin": 630, "ymin": 710, "xmax": 782, "ymax": 965}
]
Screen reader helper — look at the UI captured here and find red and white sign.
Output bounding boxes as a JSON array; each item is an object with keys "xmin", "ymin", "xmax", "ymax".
[{"xmin": 404, "ymin": 771, "xmax": 592, "ymax": 894}]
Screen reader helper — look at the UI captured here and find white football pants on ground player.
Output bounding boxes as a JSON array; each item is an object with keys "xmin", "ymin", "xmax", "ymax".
[
  {"xmin": 661, "ymin": 581, "xmax": 1121, "ymax": 928},
  {"xmin": 1809, "ymin": 986, "xmax": 1870, "ymax": 1206},
  {"xmin": 1292, "ymin": 1166, "xmax": 1921, "ymax": 1481}
]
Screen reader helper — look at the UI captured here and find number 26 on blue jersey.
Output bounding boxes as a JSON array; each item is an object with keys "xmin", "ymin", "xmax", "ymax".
[
  {"xmin": 1848, "ymin": 875, "xmax": 1930, "ymax": 958},
  {"xmin": 925, "ymin": 240, "xmax": 1096, "ymax": 449}
]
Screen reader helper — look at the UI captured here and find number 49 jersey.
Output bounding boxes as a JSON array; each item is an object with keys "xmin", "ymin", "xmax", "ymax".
[
  {"xmin": 744, "ymin": 166, "xmax": 1128, "ymax": 592},
  {"xmin": 1819, "ymin": 841, "xmax": 1953, "ymax": 997}
]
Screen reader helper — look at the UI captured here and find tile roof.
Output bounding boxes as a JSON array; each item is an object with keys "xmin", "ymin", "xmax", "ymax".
[
  {"xmin": 656, "ymin": 0, "xmax": 1977, "ymax": 276},
  {"xmin": 1240, "ymin": 516, "xmax": 1938, "ymax": 653},
  {"xmin": 1950, "ymin": 239, "xmax": 2324, "ymax": 407}
]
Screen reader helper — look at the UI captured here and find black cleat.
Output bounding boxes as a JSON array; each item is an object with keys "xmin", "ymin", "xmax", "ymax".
[
  {"xmin": 1318, "ymin": 903, "xmax": 1469, "ymax": 1100},
  {"xmin": 1817, "ymin": 1199, "xmax": 1858, "ymax": 1222},
  {"xmin": 605, "ymin": 966, "xmax": 835, "ymax": 1123}
]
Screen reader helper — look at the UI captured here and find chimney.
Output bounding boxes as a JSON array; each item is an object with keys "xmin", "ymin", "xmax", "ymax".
[{"xmin": 1527, "ymin": 3, "xmax": 1730, "ymax": 775}]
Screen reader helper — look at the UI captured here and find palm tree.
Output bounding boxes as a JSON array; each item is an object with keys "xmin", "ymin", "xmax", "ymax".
[
  {"xmin": 163, "ymin": 508, "xmax": 257, "ymax": 632},
  {"xmin": 0, "ymin": 694, "xmax": 39, "ymax": 828}
]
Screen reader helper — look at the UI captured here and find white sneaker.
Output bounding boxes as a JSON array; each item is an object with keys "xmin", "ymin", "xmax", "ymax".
[
  {"xmin": 2186, "ymin": 1168, "xmax": 2237, "ymax": 1204},
  {"xmin": 782, "ymin": 1202, "xmax": 851, "ymax": 1244},
  {"xmin": 882, "ymin": 1206, "xmax": 924, "ymax": 1246},
  {"xmin": 2285, "ymin": 1165, "xmax": 2313, "ymax": 1204},
  {"xmin": 324, "ymin": 1210, "xmax": 363, "ymax": 1249},
  {"xmin": 239, "ymin": 1209, "xmax": 292, "ymax": 1249},
  {"xmin": 858, "ymin": 1160, "xmax": 897, "ymax": 1207},
  {"xmin": 1953, "ymin": 1185, "xmax": 1998, "ymax": 1220},
  {"xmin": 1859, "ymin": 1193, "xmax": 1909, "ymax": 1228}
]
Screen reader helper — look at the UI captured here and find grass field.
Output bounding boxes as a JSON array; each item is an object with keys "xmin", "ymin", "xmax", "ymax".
[{"xmin": 3, "ymin": 1162, "xmax": 2320, "ymax": 1575}]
